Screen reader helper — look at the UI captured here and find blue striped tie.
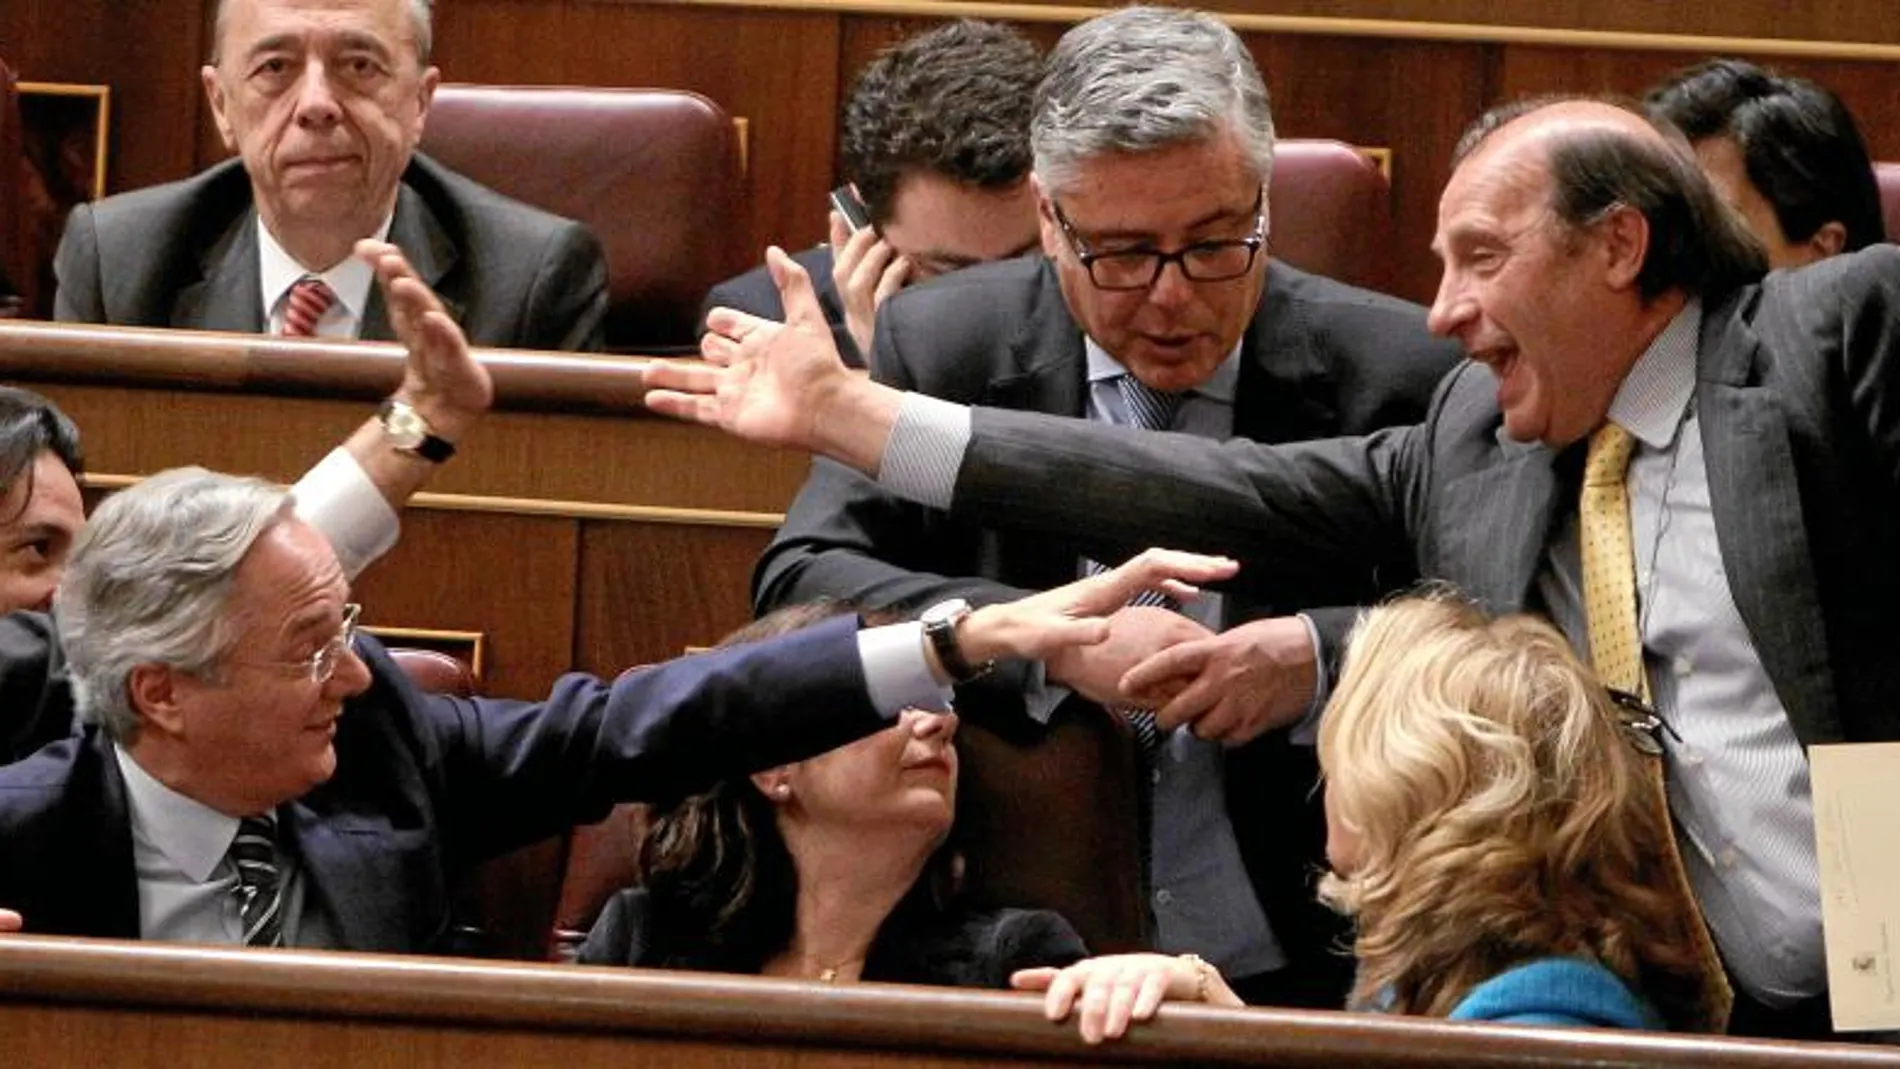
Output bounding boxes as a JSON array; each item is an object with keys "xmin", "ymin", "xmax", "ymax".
[
  {"xmin": 230, "ymin": 814, "xmax": 285, "ymax": 947},
  {"xmin": 1089, "ymin": 373, "xmax": 1188, "ymax": 760}
]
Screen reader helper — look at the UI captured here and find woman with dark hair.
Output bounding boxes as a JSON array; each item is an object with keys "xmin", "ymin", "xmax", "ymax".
[
  {"xmin": 1018, "ymin": 594, "xmax": 1719, "ymax": 1039},
  {"xmin": 578, "ymin": 601, "xmax": 1088, "ymax": 985}
]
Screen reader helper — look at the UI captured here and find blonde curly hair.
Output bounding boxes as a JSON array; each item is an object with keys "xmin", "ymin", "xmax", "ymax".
[{"xmin": 1316, "ymin": 593, "xmax": 1711, "ymax": 1030}]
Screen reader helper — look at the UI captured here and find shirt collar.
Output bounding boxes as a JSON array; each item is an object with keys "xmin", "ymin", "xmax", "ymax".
[
  {"xmin": 1606, "ymin": 298, "xmax": 1700, "ymax": 451},
  {"xmin": 256, "ymin": 213, "xmax": 395, "ymax": 330},
  {"xmin": 114, "ymin": 743, "xmax": 240, "ymax": 884},
  {"xmin": 1082, "ymin": 334, "xmax": 1241, "ymax": 404}
]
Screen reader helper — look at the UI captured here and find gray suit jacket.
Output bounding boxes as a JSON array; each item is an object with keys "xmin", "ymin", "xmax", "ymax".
[
  {"xmin": 53, "ymin": 154, "xmax": 607, "ymax": 351},
  {"xmin": 754, "ymin": 255, "xmax": 1461, "ymax": 1000},
  {"xmin": 949, "ymin": 246, "xmax": 1900, "ymax": 748}
]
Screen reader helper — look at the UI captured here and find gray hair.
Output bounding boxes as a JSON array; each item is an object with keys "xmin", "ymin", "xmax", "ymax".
[
  {"xmin": 213, "ymin": 0, "xmax": 435, "ymax": 65},
  {"xmin": 1031, "ymin": 7, "xmax": 1275, "ymax": 195},
  {"xmin": 56, "ymin": 468, "xmax": 293, "ymax": 742}
]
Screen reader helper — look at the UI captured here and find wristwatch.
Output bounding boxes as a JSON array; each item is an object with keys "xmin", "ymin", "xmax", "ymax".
[
  {"xmin": 919, "ymin": 598, "xmax": 993, "ymax": 683},
  {"xmin": 377, "ymin": 398, "xmax": 457, "ymax": 463}
]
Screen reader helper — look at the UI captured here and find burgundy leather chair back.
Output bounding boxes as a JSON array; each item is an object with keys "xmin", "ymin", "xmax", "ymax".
[
  {"xmin": 550, "ymin": 803, "xmax": 649, "ymax": 961},
  {"xmin": 954, "ymin": 708, "xmax": 1149, "ymax": 955},
  {"xmin": 419, "ymin": 84, "xmax": 745, "ymax": 353},
  {"xmin": 1875, "ymin": 162, "xmax": 1900, "ymax": 249},
  {"xmin": 1269, "ymin": 139, "xmax": 1395, "ymax": 295}
]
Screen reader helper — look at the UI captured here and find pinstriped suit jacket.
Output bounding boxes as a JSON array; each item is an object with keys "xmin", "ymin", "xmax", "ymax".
[{"xmin": 953, "ymin": 245, "xmax": 1900, "ymax": 748}]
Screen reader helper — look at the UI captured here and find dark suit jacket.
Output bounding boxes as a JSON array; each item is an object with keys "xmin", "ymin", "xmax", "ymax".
[
  {"xmin": 0, "ymin": 619, "xmax": 884, "ymax": 950},
  {"xmin": 579, "ymin": 885, "xmax": 1086, "ymax": 988},
  {"xmin": 53, "ymin": 154, "xmax": 608, "ymax": 352},
  {"xmin": 754, "ymin": 256, "xmax": 1461, "ymax": 1001},
  {"xmin": 700, "ymin": 246, "xmax": 864, "ymax": 368},
  {"xmin": 948, "ymin": 247, "xmax": 1900, "ymax": 750}
]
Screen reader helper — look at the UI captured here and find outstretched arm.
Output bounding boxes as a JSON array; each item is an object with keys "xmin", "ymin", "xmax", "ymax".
[{"xmin": 293, "ymin": 239, "xmax": 495, "ymax": 577}]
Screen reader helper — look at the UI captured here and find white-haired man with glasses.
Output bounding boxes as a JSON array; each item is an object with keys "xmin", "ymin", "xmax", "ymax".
[
  {"xmin": 0, "ymin": 460, "xmax": 1233, "ymax": 951},
  {"xmin": 750, "ymin": 6, "xmax": 1460, "ymax": 1009}
]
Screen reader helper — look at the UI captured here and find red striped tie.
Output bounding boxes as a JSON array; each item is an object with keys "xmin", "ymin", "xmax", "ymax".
[{"xmin": 281, "ymin": 276, "xmax": 336, "ymax": 337}]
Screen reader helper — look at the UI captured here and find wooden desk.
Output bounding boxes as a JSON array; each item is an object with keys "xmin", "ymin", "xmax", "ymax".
[
  {"xmin": 0, "ymin": 320, "xmax": 809, "ymax": 698},
  {"xmin": 2, "ymin": 936, "xmax": 1895, "ymax": 1068}
]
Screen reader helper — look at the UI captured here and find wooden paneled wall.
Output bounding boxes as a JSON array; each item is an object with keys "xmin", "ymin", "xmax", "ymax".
[{"xmin": 7, "ymin": 1, "xmax": 1900, "ymax": 307}]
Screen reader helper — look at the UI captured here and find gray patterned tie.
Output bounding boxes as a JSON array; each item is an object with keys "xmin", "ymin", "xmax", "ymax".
[
  {"xmin": 230, "ymin": 813, "xmax": 285, "ymax": 947},
  {"xmin": 1088, "ymin": 373, "xmax": 1188, "ymax": 760}
]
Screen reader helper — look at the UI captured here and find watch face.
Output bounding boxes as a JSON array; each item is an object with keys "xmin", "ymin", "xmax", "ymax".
[
  {"xmin": 383, "ymin": 403, "xmax": 426, "ymax": 449},
  {"xmin": 921, "ymin": 598, "xmax": 971, "ymax": 627}
]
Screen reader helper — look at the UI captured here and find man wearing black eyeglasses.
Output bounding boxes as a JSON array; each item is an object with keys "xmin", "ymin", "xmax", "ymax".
[{"xmin": 749, "ymin": 6, "xmax": 1459, "ymax": 1011}]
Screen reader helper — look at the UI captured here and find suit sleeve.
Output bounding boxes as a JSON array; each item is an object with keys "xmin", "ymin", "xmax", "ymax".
[
  {"xmin": 1835, "ymin": 247, "xmax": 1900, "ymax": 494},
  {"xmin": 407, "ymin": 614, "xmax": 887, "ymax": 862},
  {"xmin": 955, "ymin": 410, "xmax": 1424, "ymax": 607},
  {"xmin": 52, "ymin": 204, "xmax": 105, "ymax": 323},
  {"xmin": 524, "ymin": 220, "xmax": 608, "ymax": 352}
]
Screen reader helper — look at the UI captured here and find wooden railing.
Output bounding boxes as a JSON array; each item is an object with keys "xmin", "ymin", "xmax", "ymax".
[
  {"xmin": 0, "ymin": 321, "xmax": 806, "ymax": 698},
  {"xmin": 0, "ymin": 936, "xmax": 1894, "ymax": 1068}
]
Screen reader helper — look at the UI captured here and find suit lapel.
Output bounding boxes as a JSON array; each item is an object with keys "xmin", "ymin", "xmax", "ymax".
[
  {"xmin": 174, "ymin": 212, "xmax": 266, "ymax": 333},
  {"xmin": 1696, "ymin": 308, "xmax": 1841, "ymax": 744},
  {"xmin": 1233, "ymin": 263, "xmax": 1335, "ymax": 443},
  {"xmin": 362, "ymin": 181, "xmax": 462, "ymax": 341},
  {"xmin": 61, "ymin": 731, "xmax": 142, "ymax": 939},
  {"xmin": 286, "ymin": 802, "xmax": 427, "ymax": 953},
  {"xmin": 981, "ymin": 264, "xmax": 1090, "ymax": 589}
]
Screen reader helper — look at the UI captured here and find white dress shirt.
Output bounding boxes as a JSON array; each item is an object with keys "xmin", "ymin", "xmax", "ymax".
[{"xmin": 257, "ymin": 215, "xmax": 394, "ymax": 340}]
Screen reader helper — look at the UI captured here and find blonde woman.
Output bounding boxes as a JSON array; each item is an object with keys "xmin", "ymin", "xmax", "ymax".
[{"xmin": 1015, "ymin": 595, "xmax": 1712, "ymax": 1039}]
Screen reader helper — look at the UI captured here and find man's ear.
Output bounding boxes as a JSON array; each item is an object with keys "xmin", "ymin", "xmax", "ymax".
[
  {"xmin": 1597, "ymin": 204, "xmax": 1652, "ymax": 292},
  {"xmin": 1031, "ymin": 174, "xmax": 1063, "ymax": 260},
  {"xmin": 1807, "ymin": 220, "xmax": 1848, "ymax": 260},
  {"xmin": 127, "ymin": 663, "xmax": 188, "ymax": 738},
  {"xmin": 412, "ymin": 65, "xmax": 440, "ymax": 141},
  {"xmin": 201, "ymin": 66, "xmax": 238, "ymax": 153}
]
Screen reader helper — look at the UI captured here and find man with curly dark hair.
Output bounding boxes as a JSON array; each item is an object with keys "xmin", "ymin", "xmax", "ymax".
[{"xmin": 701, "ymin": 19, "xmax": 1043, "ymax": 366}]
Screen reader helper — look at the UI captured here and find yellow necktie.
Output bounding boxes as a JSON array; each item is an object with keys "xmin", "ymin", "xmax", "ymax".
[{"xmin": 1578, "ymin": 422, "xmax": 1733, "ymax": 1032}]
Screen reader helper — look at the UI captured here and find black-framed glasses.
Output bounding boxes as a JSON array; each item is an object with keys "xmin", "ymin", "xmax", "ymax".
[
  {"xmin": 1051, "ymin": 189, "xmax": 1267, "ymax": 291},
  {"xmin": 231, "ymin": 603, "xmax": 362, "ymax": 684}
]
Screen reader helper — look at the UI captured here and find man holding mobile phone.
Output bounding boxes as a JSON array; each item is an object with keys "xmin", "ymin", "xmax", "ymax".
[{"xmin": 701, "ymin": 20, "xmax": 1043, "ymax": 366}]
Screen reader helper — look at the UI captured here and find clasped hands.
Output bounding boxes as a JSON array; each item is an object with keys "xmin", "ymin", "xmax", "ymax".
[{"xmin": 1048, "ymin": 611, "xmax": 1320, "ymax": 746}]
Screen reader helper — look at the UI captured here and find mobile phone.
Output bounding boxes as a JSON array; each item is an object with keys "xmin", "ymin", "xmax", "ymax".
[{"xmin": 829, "ymin": 184, "xmax": 872, "ymax": 234}]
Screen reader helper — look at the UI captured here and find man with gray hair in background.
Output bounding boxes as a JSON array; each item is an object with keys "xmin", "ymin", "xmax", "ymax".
[
  {"xmin": 752, "ymin": 5, "xmax": 1460, "ymax": 1007},
  {"xmin": 54, "ymin": 0, "xmax": 607, "ymax": 350}
]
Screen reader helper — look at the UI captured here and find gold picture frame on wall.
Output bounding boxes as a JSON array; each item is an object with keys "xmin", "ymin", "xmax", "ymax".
[
  {"xmin": 18, "ymin": 82, "xmax": 110, "ymax": 202},
  {"xmin": 14, "ymin": 82, "xmax": 110, "ymax": 319}
]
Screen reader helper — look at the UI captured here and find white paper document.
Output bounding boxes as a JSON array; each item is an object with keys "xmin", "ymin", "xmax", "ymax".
[{"xmin": 1811, "ymin": 742, "xmax": 1900, "ymax": 1031}]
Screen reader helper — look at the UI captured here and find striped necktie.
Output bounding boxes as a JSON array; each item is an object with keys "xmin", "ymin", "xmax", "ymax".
[
  {"xmin": 281, "ymin": 276, "xmax": 336, "ymax": 337},
  {"xmin": 230, "ymin": 813, "xmax": 286, "ymax": 948},
  {"xmin": 1088, "ymin": 373, "xmax": 1188, "ymax": 759},
  {"xmin": 1578, "ymin": 422, "xmax": 1732, "ymax": 1030}
]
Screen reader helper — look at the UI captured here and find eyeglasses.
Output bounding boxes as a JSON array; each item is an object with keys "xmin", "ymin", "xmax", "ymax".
[
  {"xmin": 230, "ymin": 603, "xmax": 362, "ymax": 684},
  {"xmin": 1051, "ymin": 189, "xmax": 1267, "ymax": 291}
]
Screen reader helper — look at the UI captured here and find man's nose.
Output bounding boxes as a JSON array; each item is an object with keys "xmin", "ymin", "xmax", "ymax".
[
  {"xmin": 292, "ymin": 62, "xmax": 344, "ymax": 126},
  {"xmin": 1426, "ymin": 273, "xmax": 1471, "ymax": 338},
  {"xmin": 327, "ymin": 645, "xmax": 373, "ymax": 698}
]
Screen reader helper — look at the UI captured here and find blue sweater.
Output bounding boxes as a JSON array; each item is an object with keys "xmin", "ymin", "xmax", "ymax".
[{"xmin": 1448, "ymin": 958, "xmax": 1662, "ymax": 1029}]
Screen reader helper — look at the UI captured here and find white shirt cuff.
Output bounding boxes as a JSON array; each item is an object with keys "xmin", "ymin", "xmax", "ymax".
[
  {"xmin": 856, "ymin": 621, "xmax": 953, "ymax": 717},
  {"xmin": 1287, "ymin": 613, "xmax": 1330, "ymax": 746},
  {"xmin": 876, "ymin": 392, "xmax": 971, "ymax": 510},
  {"xmin": 289, "ymin": 448, "xmax": 399, "ymax": 580}
]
